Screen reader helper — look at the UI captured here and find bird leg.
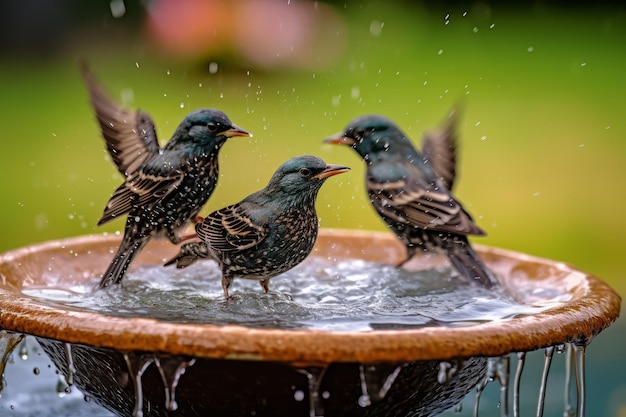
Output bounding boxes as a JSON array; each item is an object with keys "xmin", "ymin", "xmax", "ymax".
[
  {"xmin": 167, "ymin": 229, "xmax": 198, "ymax": 244},
  {"xmin": 222, "ymin": 276, "xmax": 233, "ymax": 299},
  {"xmin": 259, "ymin": 279, "xmax": 270, "ymax": 293},
  {"xmin": 395, "ymin": 256, "xmax": 411, "ymax": 268}
]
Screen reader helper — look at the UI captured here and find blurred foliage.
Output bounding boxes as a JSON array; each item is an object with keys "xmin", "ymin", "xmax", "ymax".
[{"xmin": 0, "ymin": 1, "xmax": 625, "ymax": 299}]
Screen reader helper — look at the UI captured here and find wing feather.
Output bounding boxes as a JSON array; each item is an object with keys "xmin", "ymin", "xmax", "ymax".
[
  {"xmin": 421, "ymin": 106, "xmax": 459, "ymax": 190},
  {"xmin": 98, "ymin": 169, "xmax": 184, "ymax": 225},
  {"xmin": 196, "ymin": 205, "xmax": 267, "ymax": 252},
  {"xmin": 367, "ymin": 161, "xmax": 484, "ymax": 236},
  {"xmin": 81, "ymin": 62, "xmax": 160, "ymax": 177}
]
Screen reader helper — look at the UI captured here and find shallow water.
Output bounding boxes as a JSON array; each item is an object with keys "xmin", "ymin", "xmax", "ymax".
[{"xmin": 23, "ymin": 257, "xmax": 563, "ymax": 332}]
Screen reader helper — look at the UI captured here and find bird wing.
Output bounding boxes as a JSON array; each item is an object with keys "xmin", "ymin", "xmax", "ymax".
[
  {"xmin": 196, "ymin": 204, "xmax": 267, "ymax": 252},
  {"xmin": 98, "ymin": 168, "xmax": 185, "ymax": 225},
  {"xmin": 421, "ymin": 106, "xmax": 459, "ymax": 191},
  {"xmin": 367, "ymin": 162, "xmax": 484, "ymax": 236},
  {"xmin": 81, "ymin": 62, "xmax": 160, "ymax": 177}
]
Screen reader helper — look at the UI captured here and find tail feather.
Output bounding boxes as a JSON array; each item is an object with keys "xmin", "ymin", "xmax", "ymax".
[
  {"xmin": 164, "ymin": 241, "xmax": 210, "ymax": 269},
  {"xmin": 445, "ymin": 238, "xmax": 496, "ymax": 288},
  {"xmin": 99, "ymin": 236, "xmax": 149, "ymax": 288}
]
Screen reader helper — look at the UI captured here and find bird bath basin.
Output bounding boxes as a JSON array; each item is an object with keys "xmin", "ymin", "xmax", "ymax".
[{"xmin": 0, "ymin": 229, "xmax": 620, "ymax": 417}]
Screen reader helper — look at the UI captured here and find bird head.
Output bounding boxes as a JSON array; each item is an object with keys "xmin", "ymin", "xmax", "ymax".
[
  {"xmin": 264, "ymin": 155, "xmax": 350, "ymax": 203},
  {"xmin": 323, "ymin": 114, "xmax": 412, "ymax": 163},
  {"xmin": 170, "ymin": 108, "xmax": 251, "ymax": 151}
]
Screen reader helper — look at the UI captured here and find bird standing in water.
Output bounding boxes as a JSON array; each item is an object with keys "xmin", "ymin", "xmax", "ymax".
[
  {"xmin": 166, "ymin": 155, "xmax": 350, "ymax": 299},
  {"xmin": 324, "ymin": 113, "xmax": 496, "ymax": 288},
  {"xmin": 81, "ymin": 65, "xmax": 251, "ymax": 288}
]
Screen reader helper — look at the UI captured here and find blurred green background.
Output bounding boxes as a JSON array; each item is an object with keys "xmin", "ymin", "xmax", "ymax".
[{"xmin": 0, "ymin": 0, "xmax": 624, "ymax": 415}]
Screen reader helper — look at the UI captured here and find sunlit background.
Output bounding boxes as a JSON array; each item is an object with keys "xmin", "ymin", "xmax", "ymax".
[{"xmin": 0, "ymin": 1, "xmax": 624, "ymax": 416}]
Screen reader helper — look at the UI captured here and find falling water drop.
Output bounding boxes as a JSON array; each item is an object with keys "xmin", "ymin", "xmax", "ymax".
[
  {"xmin": 572, "ymin": 342, "xmax": 587, "ymax": 417},
  {"xmin": 513, "ymin": 351, "xmax": 526, "ymax": 417},
  {"xmin": 536, "ymin": 346, "xmax": 555, "ymax": 417},
  {"xmin": 124, "ymin": 353, "xmax": 155, "ymax": 417},
  {"xmin": 563, "ymin": 344, "xmax": 575, "ymax": 417},
  {"xmin": 64, "ymin": 343, "xmax": 76, "ymax": 386},
  {"xmin": 438, "ymin": 360, "xmax": 464, "ymax": 384},
  {"xmin": 154, "ymin": 354, "xmax": 196, "ymax": 411},
  {"xmin": 473, "ymin": 356, "xmax": 502, "ymax": 416},
  {"xmin": 56, "ymin": 374, "xmax": 71, "ymax": 397},
  {"xmin": 495, "ymin": 356, "xmax": 510, "ymax": 416},
  {"xmin": 296, "ymin": 366, "xmax": 328, "ymax": 417},
  {"xmin": 357, "ymin": 364, "xmax": 404, "ymax": 407},
  {"xmin": 357, "ymin": 365, "xmax": 371, "ymax": 407},
  {"xmin": 18, "ymin": 340, "xmax": 28, "ymax": 360}
]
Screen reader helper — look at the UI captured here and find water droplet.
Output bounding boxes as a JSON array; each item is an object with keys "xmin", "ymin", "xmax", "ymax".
[
  {"xmin": 154, "ymin": 355, "xmax": 196, "ymax": 412},
  {"xmin": 208, "ymin": 62, "xmax": 219, "ymax": 74},
  {"xmin": 109, "ymin": 0, "xmax": 126, "ymax": 18},
  {"xmin": 527, "ymin": 46, "xmax": 535, "ymax": 52},
  {"xmin": 294, "ymin": 390, "xmax": 305, "ymax": 401},
  {"xmin": 358, "ymin": 394, "xmax": 371, "ymax": 407},
  {"xmin": 33, "ymin": 367, "xmax": 40, "ymax": 375},
  {"xmin": 19, "ymin": 342, "xmax": 28, "ymax": 360},
  {"xmin": 369, "ymin": 20, "xmax": 384, "ymax": 36},
  {"xmin": 179, "ymin": 102, "xmax": 185, "ymax": 109},
  {"xmin": 56, "ymin": 375, "xmax": 71, "ymax": 397},
  {"xmin": 536, "ymin": 346, "xmax": 555, "ymax": 417}
]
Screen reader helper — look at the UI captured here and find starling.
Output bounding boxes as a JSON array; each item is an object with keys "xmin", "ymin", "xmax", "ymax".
[
  {"xmin": 81, "ymin": 64, "xmax": 251, "ymax": 288},
  {"xmin": 165, "ymin": 155, "xmax": 350, "ymax": 299},
  {"xmin": 324, "ymin": 113, "xmax": 497, "ymax": 288}
]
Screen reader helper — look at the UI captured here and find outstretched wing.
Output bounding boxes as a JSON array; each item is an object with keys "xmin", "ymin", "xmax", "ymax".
[
  {"xmin": 98, "ymin": 168, "xmax": 184, "ymax": 225},
  {"xmin": 196, "ymin": 204, "xmax": 267, "ymax": 252},
  {"xmin": 81, "ymin": 62, "xmax": 160, "ymax": 177},
  {"xmin": 367, "ymin": 161, "xmax": 484, "ymax": 236},
  {"xmin": 421, "ymin": 106, "xmax": 460, "ymax": 191}
]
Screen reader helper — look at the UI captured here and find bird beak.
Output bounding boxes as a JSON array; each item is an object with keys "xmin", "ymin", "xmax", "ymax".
[
  {"xmin": 323, "ymin": 132, "xmax": 356, "ymax": 146},
  {"xmin": 313, "ymin": 164, "xmax": 351, "ymax": 179},
  {"xmin": 223, "ymin": 124, "xmax": 253, "ymax": 138}
]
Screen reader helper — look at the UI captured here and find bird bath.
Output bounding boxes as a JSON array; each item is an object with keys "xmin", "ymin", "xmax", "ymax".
[{"xmin": 0, "ymin": 228, "xmax": 620, "ymax": 417}]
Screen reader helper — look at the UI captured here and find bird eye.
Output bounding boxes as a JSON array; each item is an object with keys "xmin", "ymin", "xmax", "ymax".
[
  {"xmin": 355, "ymin": 129, "xmax": 366, "ymax": 139},
  {"xmin": 207, "ymin": 122, "xmax": 219, "ymax": 133},
  {"xmin": 299, "ymin": 168, "xmax": 312, "ymax": 177}
]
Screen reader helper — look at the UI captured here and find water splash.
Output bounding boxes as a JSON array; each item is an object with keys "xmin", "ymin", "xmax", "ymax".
[{"xmin": 22, "ymin": 257, "xmax": 564, "ymax": 332}]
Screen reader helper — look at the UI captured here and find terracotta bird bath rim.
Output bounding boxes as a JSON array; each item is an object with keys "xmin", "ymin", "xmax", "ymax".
[{"xmin": 0, "ymin": 228, "xmax": 620, "ymax": 365}]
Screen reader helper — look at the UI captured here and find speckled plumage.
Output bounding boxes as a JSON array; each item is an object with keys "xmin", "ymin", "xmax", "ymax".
[
  {"xmin": 82, "ymin": 64, "xmax": 251, "ymax": 288},
  {"xmin": 166, "ymin": 155, "xmax": 350, "ymax": 299},
  {"xmin": 324, "ymin": 112, "xmax": 496, "ymax": 288}
]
